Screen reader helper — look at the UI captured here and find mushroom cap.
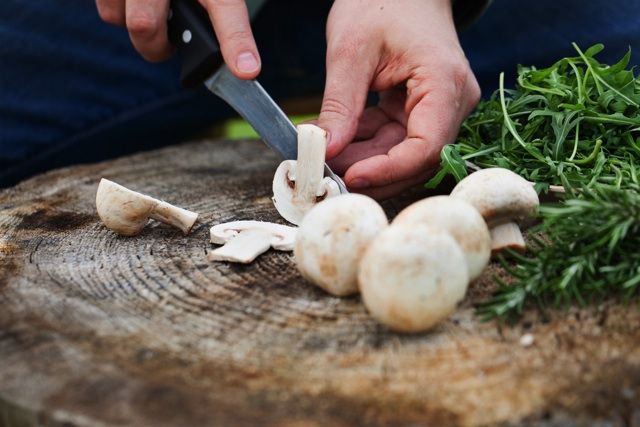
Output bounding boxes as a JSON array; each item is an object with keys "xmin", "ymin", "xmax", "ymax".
[
  {"xmin": 96, "ymin": 178, "xmax": 155, "ymax": 236},
  {"xmin": 358, "ymin": 223, "xmax": 469, "ymax": 333},
  {"xmin": 294, "ymin": 194, "xmax": 388, "ymax": 296},
  {"xmin": 272, "ymin": 161, "xmax": 340, "ymax": 225},
  {"xmin": 450, "ymin": 168, "xmax": 539, "ymax": 227},
  {"xmin": 392, "ymin": 196, "xmax": 491, "ymax": 281},
  {"xmin": 210, "ymin": 220, "xmax": 297, "ymax": 251}
]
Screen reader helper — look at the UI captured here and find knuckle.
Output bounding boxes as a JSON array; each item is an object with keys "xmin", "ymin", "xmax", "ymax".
[
  {"xmin": 97, "ymin": 5, "xmax": 123, "ymax": 25},
  {"xmin": 224, "ymin": 28, "xmax": 253, "ymax": 43},
  {"xmin": 450, "ymin": 61, "xmax": 471, "ymax": 95},
  {"xmin": 381, "ymin": 161, "xmax": 399, "ymax": 185},
  {"xmin": 321, "ymin": 97, "xmax": 355, "ymax": 121},
  {"xmin": 327, "ymin": 35, "xmax": 365, "ymax": 63},
  {"xmin": 468, "ymin": 75, "xmax": 482, "ymax": 107},
  {"xmin": 127, "ymin": 14, "xmax": 158, "ymax": 37},
  {"xmin": 207, "ymin": 0, "xmax": 245, "ymax": 6}
]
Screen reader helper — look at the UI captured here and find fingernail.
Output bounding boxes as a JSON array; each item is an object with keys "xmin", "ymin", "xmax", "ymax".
[
  {"xmin": 236, "ymin": 52, "xmax": 259, "ymax": 73},
  {"xmin": 349, "ymin": 178, "xmax": 370, "ymax": 189}
]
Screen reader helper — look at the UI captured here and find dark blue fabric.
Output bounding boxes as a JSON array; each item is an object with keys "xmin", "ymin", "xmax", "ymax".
[
  {"xmin": 0, "ymin": 1, "xmax": 331, "ymax": 186},
  {"xmin": 460, "ymin": 0, "xmax": 640, "ymax": 94},
  {"xmin": 1, "ymin": 0, "xmax": 639, "ymax": 187}
]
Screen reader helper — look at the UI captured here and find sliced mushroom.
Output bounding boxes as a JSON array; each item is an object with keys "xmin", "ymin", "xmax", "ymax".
[
  {"xmin": 450, "ymin": 168, "xmax": 539, "ymax": 253},
  {"xmin": 392, "ymin": 196, "xmax": 491, "ymax": 280},
  {"xmin": 294, "ymin": 194, "xmax": 388, "ymax": 296},
  {"xmin": 209, "ymin": 221, "xmax": 296, "ymax": 263},
  {"xmin": 272, "ymin": 124, "xmax": 340, "ymax": 225},
  {"xmin": 96, "ymin": 178, "xmax": 198, "ymax": 236},
  {"xmin": 358, "ymin": 223, "xmax": 469, "ymax": 333}
]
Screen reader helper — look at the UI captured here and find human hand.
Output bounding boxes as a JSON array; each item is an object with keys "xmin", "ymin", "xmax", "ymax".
[
  {"xmin": 96, "ymin": 0, "xmax": 261, "ymax": 79},
  {"xmin": 318, "ymin": 0, "xmax": 480, "ymax": 199}
]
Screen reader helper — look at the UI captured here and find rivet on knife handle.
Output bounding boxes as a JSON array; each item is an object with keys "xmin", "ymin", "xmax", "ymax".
[{"xmin": 167, "ymin": 0, "xmax": 223, "ymax": 88}]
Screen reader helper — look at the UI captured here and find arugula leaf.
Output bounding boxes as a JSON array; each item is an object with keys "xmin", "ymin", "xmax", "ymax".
[
  {"xmin": 427, "ymin": 43, "xmax": 640, "ymax": 194},
  {"xmin": 425, "ymin": 144, "xmax": 467, "ymax": 188}
]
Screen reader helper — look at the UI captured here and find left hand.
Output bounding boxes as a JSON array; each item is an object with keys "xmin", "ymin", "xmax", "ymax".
[{"xmin": 318, "ymin": 0, "xmax": 481, "ymax": 199}]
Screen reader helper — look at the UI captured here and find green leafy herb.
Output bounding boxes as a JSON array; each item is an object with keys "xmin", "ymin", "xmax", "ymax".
[
  {"xmin": 425, "ymin": 44, "xmax": 640, "ymax": 320},
  {"xmin": 426, "ymin": 43, "xmax": 640, "ymax": 192},
  {"xmin": 424, "ymin": 145, "xmax": 468, "ymax": 188},
  {"xmin": 477, "ymin": 185, "xmax": 640, "ymax": 320}
]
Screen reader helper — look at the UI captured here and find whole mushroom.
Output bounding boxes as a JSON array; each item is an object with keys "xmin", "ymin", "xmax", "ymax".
[
  {"xmin": 272, "ymin": 124, "xmax": 340, "ymax": 225},
  {"xmin": 359, "ymin": 223, "xmax": 469, "ymax": 333},
  {"xmin": 393, "ymin": 196, "xmax": 491, "ymax": 280},
  {"xmin": 294, "ymin": 194, "xmax": 388, "ymax": 296},
  {"xmin": 96, "ymin": 178, "xmax": 198, "ymax": 236},
  {"xmin": 450, "ymin": 168, "xmax": 539, "ymax": 253}
]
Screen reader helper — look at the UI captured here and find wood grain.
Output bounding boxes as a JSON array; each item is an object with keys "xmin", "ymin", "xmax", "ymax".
[{"xmin": 0, "ymin": 139, "xmax": 639, "ymax": 427}]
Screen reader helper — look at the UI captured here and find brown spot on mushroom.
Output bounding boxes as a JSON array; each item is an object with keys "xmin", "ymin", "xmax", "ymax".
[{"xmin": 318, "ymin": 252, "xmax": 338, "ymax": 280}]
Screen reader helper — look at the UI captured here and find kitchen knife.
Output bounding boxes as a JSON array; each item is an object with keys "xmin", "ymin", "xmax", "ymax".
[{"xmin": 167, "ymin": 0, "xmax": 348, "ymax": 194}]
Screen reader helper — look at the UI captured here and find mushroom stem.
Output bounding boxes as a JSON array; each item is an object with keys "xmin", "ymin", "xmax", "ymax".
[
  {"xmin": 208, "ymin": 229, "xmax": 272, "ymax": 264},
  {"xmin": 490, "ymin": 222, "xmax": 526, "ymax": 254},
  {"xmin": 293, "ymin": 124, "xmax": 328, "ymax": 203},
  {"xmin": 150, "ymin": 201, "xmax": 199, "ymax": 235}
]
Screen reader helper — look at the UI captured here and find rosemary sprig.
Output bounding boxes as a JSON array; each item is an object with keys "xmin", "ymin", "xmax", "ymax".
[
  {"xmin": 425, "ymin": 43, "xmax": 640, "ymax": 320},
  {"xmin": 477, "ymin": 185, "xmax": 640, "ymax": 320}
]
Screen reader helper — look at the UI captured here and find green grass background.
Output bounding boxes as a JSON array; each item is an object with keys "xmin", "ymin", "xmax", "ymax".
[{"xmin": 222, "ymin": 115, "xmax": 317, "ymax": 139}]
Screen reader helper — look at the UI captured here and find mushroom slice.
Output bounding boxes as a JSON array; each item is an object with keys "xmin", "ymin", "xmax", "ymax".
[
  {"xmin": 208, "ymin": 221, "xmax": 297, "ymax": 263},
  {"xmin": 272, "ymin": 124, "xmax": 340, "ymax": 225},
  {"xmin": 96, "ymin": 178, "xmax": 198, "ymax": 236},
  {"xmin": 450, "ymin": 168, "xmax": 539, "ymax": 253}
]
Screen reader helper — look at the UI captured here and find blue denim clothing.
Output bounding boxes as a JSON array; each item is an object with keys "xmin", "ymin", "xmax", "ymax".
[
  {"xmin": 1, "ymin": 0, "xmax": 639, "ymax": 187},
  {"xmin": 459, "ymin": 0, "xmax": 640, "ymax": 93}
]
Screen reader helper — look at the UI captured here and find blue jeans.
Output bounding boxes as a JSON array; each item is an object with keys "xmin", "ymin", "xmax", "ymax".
[{"xmin": 1, "ymin": 0, "xmax": 639, "ymax": 187}]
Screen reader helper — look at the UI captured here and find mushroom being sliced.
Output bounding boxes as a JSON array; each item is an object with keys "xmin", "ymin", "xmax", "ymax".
[
  {"xmin": 272, "ymin": 124, "xmax": 340, "ymax": 225},
  {"xmin": 96, "ymin": 178, "xmax": 198, "ymax": 236},
  {"xmin": 209, "ymin": 221, "xmax": 297, "ymax": 263},
  {"xmin": 450, "ymin": 168, "xmax": 539, "ymax": 253}
]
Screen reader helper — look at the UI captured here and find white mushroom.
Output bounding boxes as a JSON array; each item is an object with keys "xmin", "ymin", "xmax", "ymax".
[
  {"xmin": 272, "ymin": 124, "xmax": 340, "ymax": 225},
  {"xmin": 96, "ymin": 178, "xmax": 198, "ymax": 236},
  {"xmin": 209, "ymin": 221, "xmax": 296, "ymax": 263},
  {"xmin": 450, "ymin": 168, "xmax": 539, "ymax": 253},
  {"xmin": 359, "ymin": 223, "xmax": 469, "ymax": 333},
  {"xmin": 392, "ymin": 196, "xmax": 491, "ymax": 280},
  {"xmin": 294, "ymin": 194, "xmax": 388, "ymax": 296}
]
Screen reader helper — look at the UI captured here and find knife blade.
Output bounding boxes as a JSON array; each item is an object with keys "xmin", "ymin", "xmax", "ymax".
[{"xmin": 167, "ymin": 0, "xmax": 348, "ymax": 194}]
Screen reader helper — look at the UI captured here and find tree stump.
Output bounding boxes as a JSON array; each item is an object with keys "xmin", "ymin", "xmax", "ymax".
[{"xmin": 1, "ymin": 139, "xmax": 639, "ymax": 427}]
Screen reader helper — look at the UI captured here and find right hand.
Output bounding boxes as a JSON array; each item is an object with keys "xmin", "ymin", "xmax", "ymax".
[{"xmin": 96, "ymin": 0, "xmax": 261, "ymax": 79}]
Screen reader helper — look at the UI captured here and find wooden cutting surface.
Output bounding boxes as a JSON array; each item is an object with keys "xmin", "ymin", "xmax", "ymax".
[{"xmin": 0, "ymin": 139, "xmax": 639, "ymax": 427}]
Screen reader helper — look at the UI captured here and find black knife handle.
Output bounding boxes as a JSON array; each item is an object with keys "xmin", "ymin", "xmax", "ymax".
[{"xmin": 167, "ymin": 0, "xmax": 224, "ymax": 88}]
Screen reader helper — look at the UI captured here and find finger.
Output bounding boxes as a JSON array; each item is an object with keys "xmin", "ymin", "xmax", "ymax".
[
  {"xmin": 353, "ymin": 107, "xmax": 392, "ymax": 141},
  {"xmin": 126, "ymin": 0, "xmax": 173, "ymax": 62},
  {"xmin": 355, "ymin": 168, "xmax": 437, "ymax": 201},
  {"xmin": 319, "ymin": 37, "xmax": 377, "ymax": 159},
  {"xmin": 345, "ymin": 87, "xmax": 460, "ymax": 189},
  {"xmin": 328, "ymin": 122, "xmax": 406, "ymax": 175},
  {"xmin": 203, "ymin": 0, "xmax": 260, "ymax": 79},
  {"xmin": 96, "ymin": 0, "xmax": 125, "ymax": 26}
]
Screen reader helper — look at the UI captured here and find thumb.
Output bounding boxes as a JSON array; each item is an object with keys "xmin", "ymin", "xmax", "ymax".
[{"xmin": 318, "ymin": 43, "xmax": 374, "ymax": 159}]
